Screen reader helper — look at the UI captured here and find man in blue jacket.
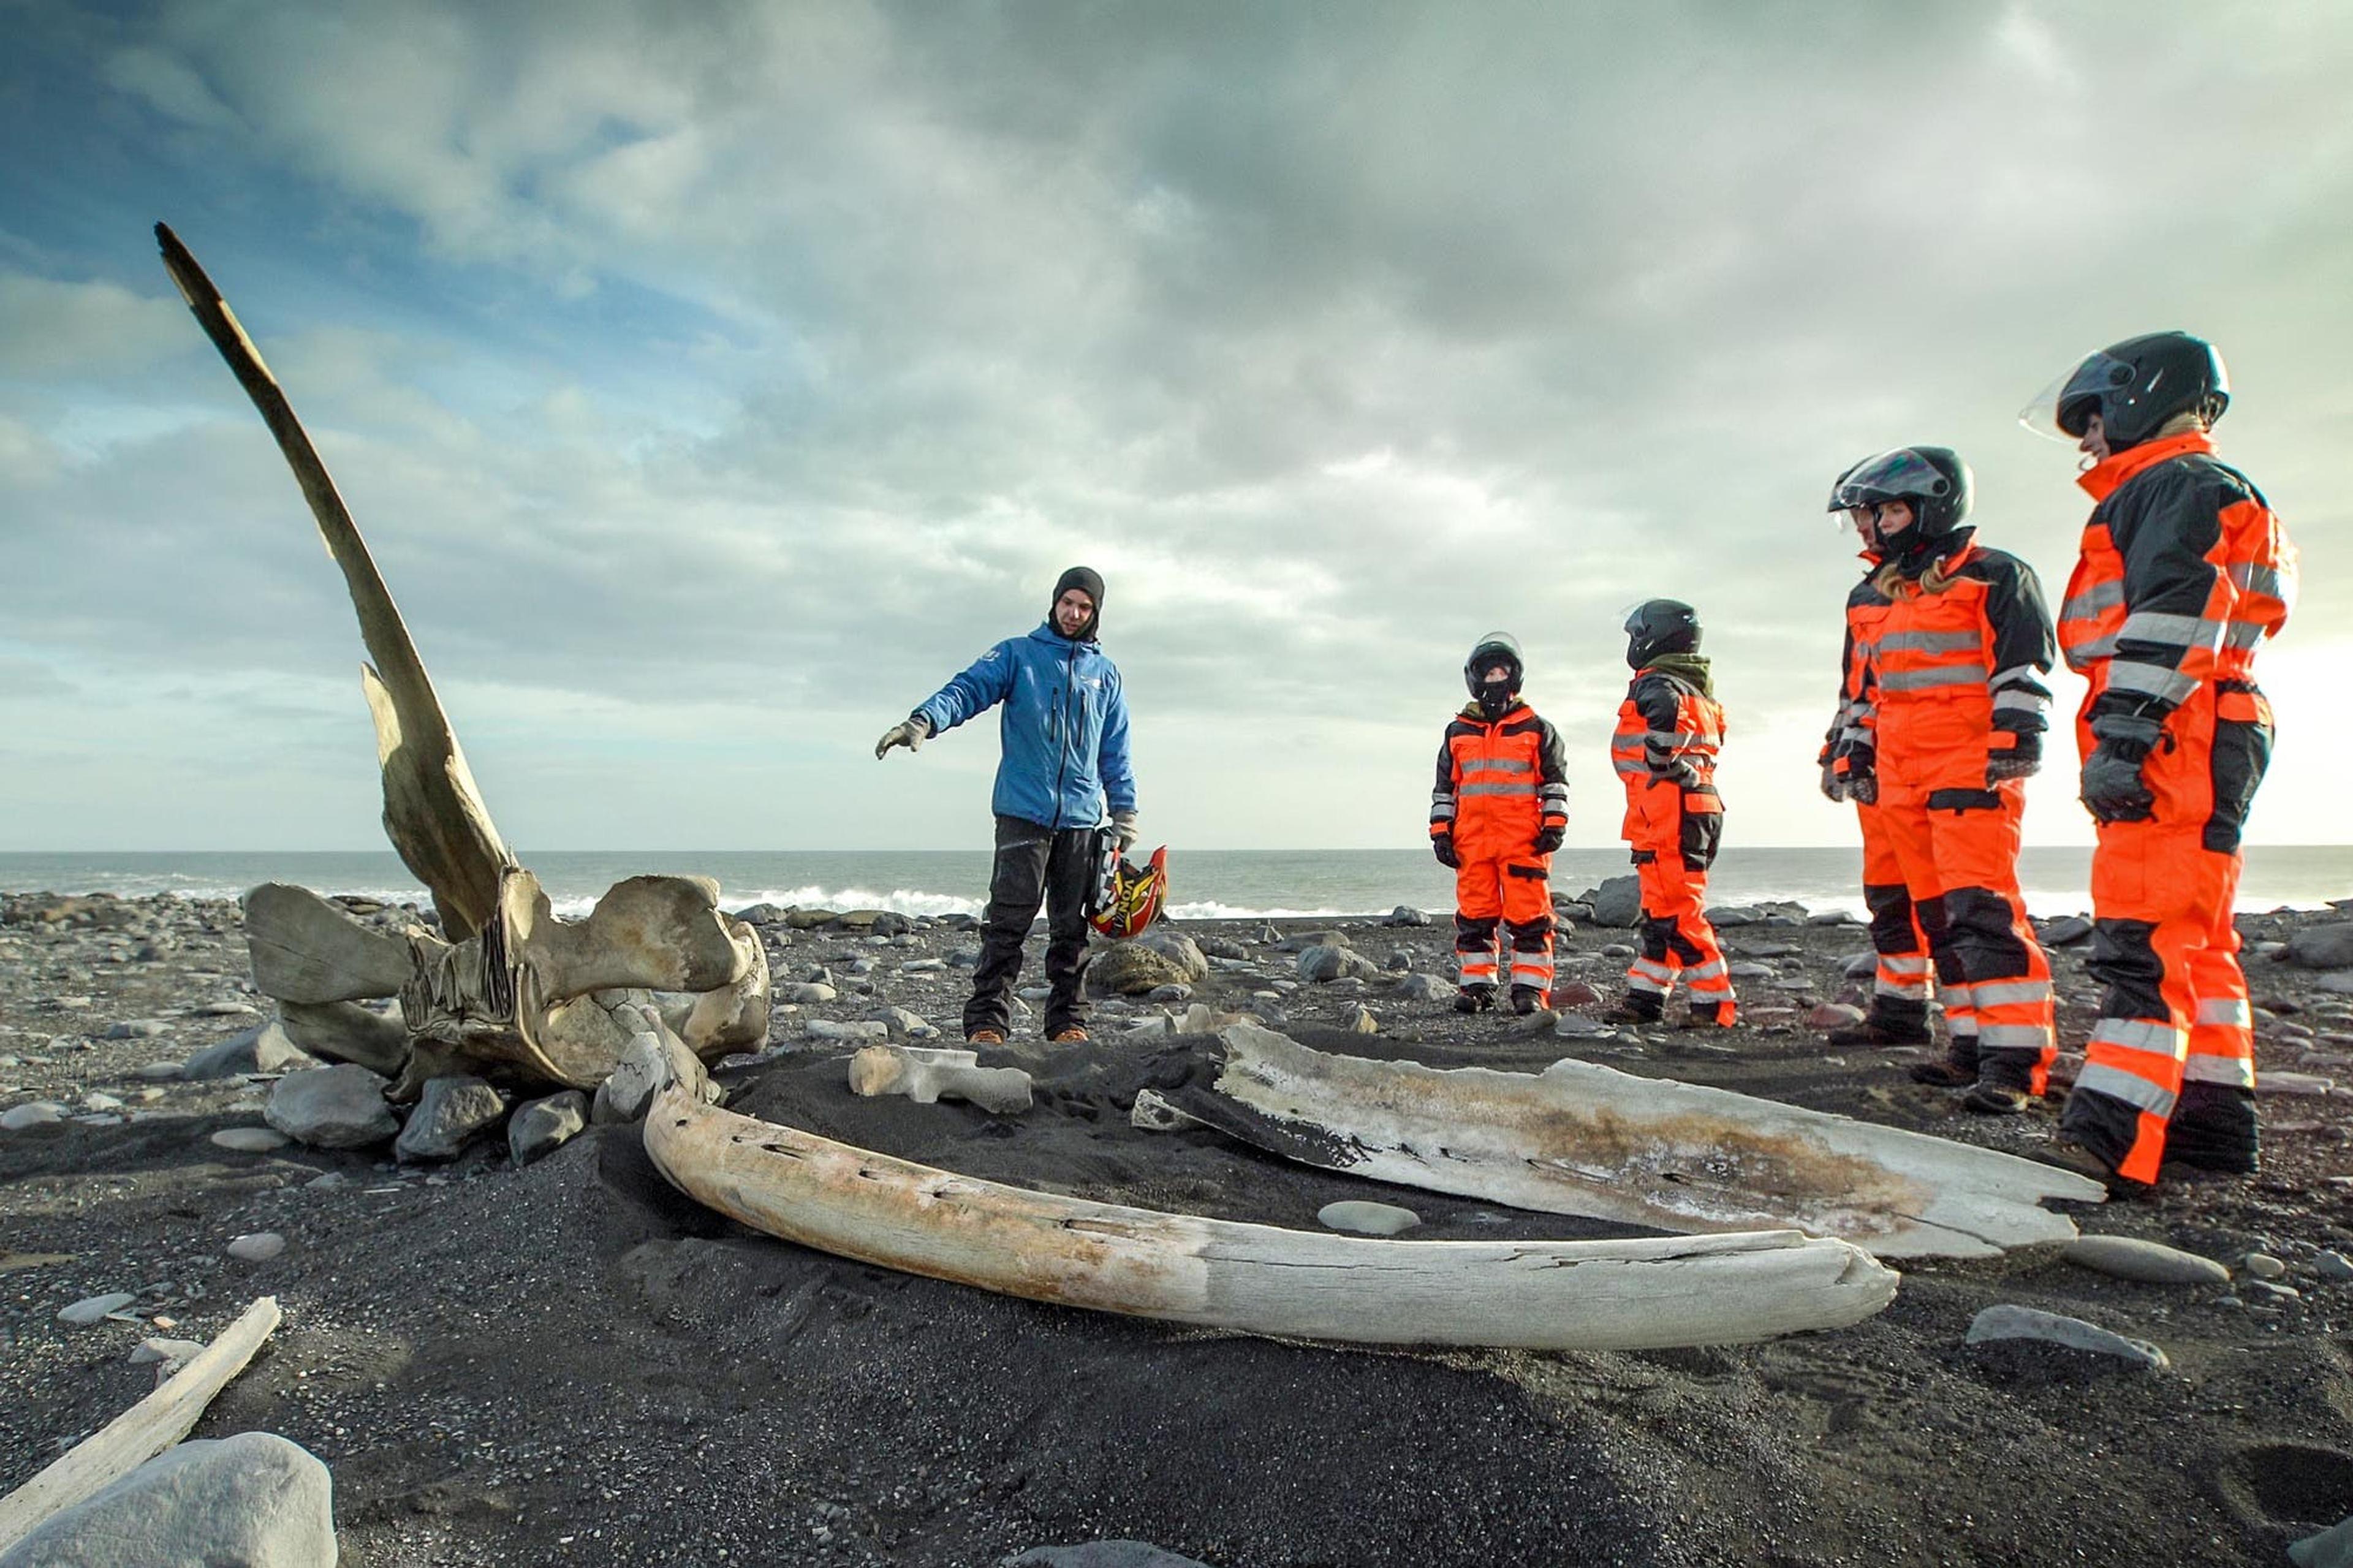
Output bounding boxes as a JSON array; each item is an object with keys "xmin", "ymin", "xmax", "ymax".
[{"xmin": 876, "ymin": 566, "xmax": 1138, "ymax": 1045}]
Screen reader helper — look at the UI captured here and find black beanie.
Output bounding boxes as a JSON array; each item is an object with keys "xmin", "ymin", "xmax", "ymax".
[{"xmin": 1051, "ymin": 566, "xmax": 1105, "ymax": 640}]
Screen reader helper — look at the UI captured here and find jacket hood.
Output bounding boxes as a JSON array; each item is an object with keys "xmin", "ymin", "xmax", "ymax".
[
  {"xmin": 1640, "ymin": 652, "xmax": 1715, "ymax": 698},
  {"xmin": 1050, "ymin": 565, "xmax": 1105, "ymax": 641}
]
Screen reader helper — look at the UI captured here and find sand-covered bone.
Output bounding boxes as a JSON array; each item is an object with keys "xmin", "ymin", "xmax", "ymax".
[{"xmin": 848, "ymin": 1045, "xmax": 1034, "ymax": 1114}]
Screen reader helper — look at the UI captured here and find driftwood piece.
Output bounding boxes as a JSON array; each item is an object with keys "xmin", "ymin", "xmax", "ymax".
[
  {"xmin": 0, "ymin": 1296, "xmax": 282, "ymax": 1553},
  {"xmin": 1156, "ymin": 1026, "xmax": 2105, "ymax": 1260},
  {"xmin": 643, "ymin": 1050, "xmax": 1897, "ymax": 1350},
  {"xmin": 156, "ymin": 223, "xmax": 510, "ymax": 942},
  {"xmin": 848, "ymin": 1045, "xmax": 1034, "ymax": 1113}
]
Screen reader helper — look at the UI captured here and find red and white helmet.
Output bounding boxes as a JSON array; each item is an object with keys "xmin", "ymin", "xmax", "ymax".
[{"xmin": 1088, "ymin": 844, "xmax": 1168, "ymax": 940}]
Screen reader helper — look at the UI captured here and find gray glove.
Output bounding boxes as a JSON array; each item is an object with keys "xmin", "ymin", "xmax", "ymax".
[
  {"xmin": 1112, "ymin": 809, "xmax": 1140, "ymax": 852},
  {"xmin": 874, "ymin": 714, "xmax": 930, "ymax": 759},
  {"xmin": 2080, "ymin": 712, "xmax": 2162, "ymax": 822},
  {"xmin": 1985, "ymin": 729, "xmax": 2043, "ymax": 784},
  {"xmin": 1818, "ymin": 758, "xmax": 1848, "ymax": 803},
  {"xmin": 1846, "ymin": 770, "xmax": 1879, "ymax": 807}
]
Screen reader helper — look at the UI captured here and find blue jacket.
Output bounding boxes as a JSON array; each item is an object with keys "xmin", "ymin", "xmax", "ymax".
[{"xmin": 915, "ymin": 623, "xmax": 1136, "ymax": 830}]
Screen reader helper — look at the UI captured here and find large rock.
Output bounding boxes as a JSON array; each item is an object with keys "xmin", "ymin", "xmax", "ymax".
[
  {"xmin": 393, "ymin": 1075, "xmax": 508, "ymax": 1162},
  {"xmin": 1088, "ymin": 931, "xmax": 1209, "ymax": 996},
  {"xmin": 508, "ymin": 1090, "xmax": 588, "ymax": 1166},
  {"xmin": 1297, "ymin": 944, "xmax": 1378, "ymax": 983},
  {"xmin": 602, "ymin": 1033, "xmax": 670, "ymax": 1122},
  {"xmin": 2286, "ymin": 923, "xmax": 2353, "ymax": 971},
  {"xmin": 265, "ymin": 1064, "xmax": 398, "ymax": 1150},
  {"xmin": 0, "ymin": 1431, "xmax": 336, "ymax": 1568},
  {"xmin": 180, "ymin": 1021, "xmax": 316, "ymax": 1081},
  {"xmin": 1583, "ymin": 875, "xmax": 1643, "ymax": 928}
]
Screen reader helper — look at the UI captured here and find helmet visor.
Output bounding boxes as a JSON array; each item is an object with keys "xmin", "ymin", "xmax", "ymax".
[
  {"xmin": 1830, "ymin": 448, "xmax": 1957, "ymax": 509},
  {"xmin": 2017, "ymin": 350, "xmax": 2134, "ymax": 443}
]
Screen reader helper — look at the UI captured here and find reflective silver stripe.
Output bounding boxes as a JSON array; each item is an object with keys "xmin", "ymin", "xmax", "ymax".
[
  {"xmin": 1877, "ymin": 631, "xmax": 1980, "ymax": 654},
  {"xmin": 1538, "ymin": 786, "xmax": 1569, "ymax": 805},
  {"xmin": 1628, "ymin": 958, "xmax": 1673, "ymax": 981},
  {"xmin": 1463, "ymin": 757, "xmax": 1534, "ymax": 774},
  {"xmin": 1458, "ymin": 781, "xmax": 1537, "ymax": 797},
  {"xmin": 2117, "ymin": 611, "xmax": 2224, "ymax": 648},
  {"xmin": 1682, "ymin": 960, "xmax": 1727, "ymax": 982},
  {"xmin": 2228, "ymin": 562, "xmax": 2286, "ymax": 599},
  {"xmin": 2182, "ymin": 1054, "xmax": 2256, "ymax": 1088},
  {"xmin": 1991, "ymin": 689, "xmax": 2049, "ymax": 713},
  {"xmin": 1627, "ymin": 975, "xmax": 1669, "ymax": 996},
  {"xmin": 2061, "ymin": 580, "xmax": 2124, "ymax": 619},
  {"xmin": 1875, "ymin": 977, "xmax": 1934, "ymax": 999},
  {"xmin": 2067, "ymin": 633, "xmax": 2118, "ymax": 661},
  {"xmin": 2105, "ymin": 660, "xmax": 2200, "ymax": 705},
  {"xmin": 2194, "ymin": 998, "xmax": 2251, "ymax": 1028},
  {"xmin": 1969, "ymin": 980, "xmax": 2053, "ymax": 1008},
  {"xmin": 1940, "ymin": 983, "xmax": 1976, "ymax": 1005},
  {"xmin": 1878, "ymin": 664, "xmax": 1991, "ymax": 692},
  {"xmin": 1976, "ymin": 1023, "xmax": 2053, "ymax": 1050},
  {"xmin": 1880, "ymin": 955, "xmax": 1931, "ymax": 974},
  {"xmin": 1613, "ymin": 760, "xmax": 1650, "ymax": 776},
  {"xmin": 2224, "ymin": 620, "xmax": 2267, "ymax": 650},
  {"xmin": 2089, "ymin": 1017, "xmax": 2181, "ymax": 1058},
  {"xmin": 2074, "ymin": 1061, "xmax": 2178, "ymax": 1116},
  {"xmin": 1948, "ymin": 1017, "xmax": 1979, "ymax": 1038}
]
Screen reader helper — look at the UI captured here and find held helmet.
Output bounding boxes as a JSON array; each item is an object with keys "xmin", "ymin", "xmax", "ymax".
[
  {"xmin": 1463, "ymin": 631, "xmax": 1525, "ymax": 720},
  {"xmin": 1087, "ymin": 842, "xmax": 1168, "ymax": 941},
  {"xmin": 1830, "ymin": 446, "xmax": 1972, "ymax": 540},
  {"xmin": 2040, "ymin": 331, "xmax": 2229, "ymax": 450},
  {"xmin": 1624, "ymin": 599, "xmax": 1700, "ymax": 670}
]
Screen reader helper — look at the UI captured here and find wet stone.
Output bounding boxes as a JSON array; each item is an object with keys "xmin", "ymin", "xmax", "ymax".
[
  {"xmin": 2061, "ymin": 1236, "xmax": 2230, "ymax": 1286},
  {"xmin": 58, "ymin": 1291, "xmax": 138, "ymax": 1326},
  {"xmin": 1317, "ymin": 1200, "xmax": 1421, "ymax": 1237}
]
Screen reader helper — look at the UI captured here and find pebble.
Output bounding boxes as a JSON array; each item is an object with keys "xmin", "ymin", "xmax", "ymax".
[
  {"xmin": 83, "ymin": 1092, "xmax": 124, "ymax": 1112},
  {"xmin": 2061, "ymin": 1236, "xmax": 2231, "ymax": 1286},
  {"xmin": 104, "ymin": 1020, "xmax": 171, "ymax": 1039},
  {"xmin": 211, "ymin": 1127, "xmax": 292, "ymax": 1153},
  {"xmin": 1807, "ymin": 1002, "xmax": 1866, "ymax": 1030},
  {"xmin": 1147, "ymin": 985, "xmax": 1192, "ymax": 1004},
  {"xmin": 134, "ymin": 1060, "xmax": 184, "ymax": 1081},
  {"xmin": 1555, "ymin": 1013, "xmax": 1614, "ymax": 1039},
  {"xmin": 1965, "ymin": 1305, "xmax": 2168, "ymax": 1370},
  {"xmin": 58, "ymin": 1292, "xmax": 138, "ymax": 1326},
  {"xmin": 1345, "ymin": 1004, "xmax": 1379, "ymax": 1034},
  {"xmin": 226, "ymin": 1232, "xmax": 287, "ymax": 1262},
  {"xmin": 2242, "ymin": 1251, "xmax": 2287, "ymax": 1280},
  {"xmin": 2313, "ymin": 1251, "xmax": 2353, "ymax": 1283},
  {"xmin": 2245, "ymin": 1278, "xmax": 2303, "ymax": 1303},
  {"xmin": 129, "ymin": 1336, "xmax": 206, "ymax": 1368},
  {"xmin": 784, "ymin": 983, "xmax": 838, "ymax": 1005},
  {"xmin": 2259, "ymin": 1072, "xmax": 2336, "ymax": 1096},
  {"xmin": 2, "ymin": 1102, "xmax": 66, "ymax": 1131},
  {"xmin": 1317, "ymin": 1200, "xmax": 1421, "ymax": 1236}
]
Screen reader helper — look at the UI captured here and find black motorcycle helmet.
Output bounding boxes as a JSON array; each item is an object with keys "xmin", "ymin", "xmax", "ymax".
[
  {"xmin": 2050, "ymin": 331, "xmax": 2229, "ymax": 451},
  {"xmin": 1832, "ymin": 446, "xmax": 1972, "ymax": 539},
  {"xmin": 1623, "ymin": 600, "xmax": 1700, "ymax": 670},
  {"xmin": 1463, "ymin": 632, "xmax": 1525, "ymax": 719}
]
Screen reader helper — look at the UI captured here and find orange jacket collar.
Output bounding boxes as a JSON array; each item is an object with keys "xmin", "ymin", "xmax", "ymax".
[
  {"xmin": 1457, "ymin": 701, "xmax": 1531, "ymax": 725},
  {"xmin": 2077, "ymin": 431, "xmax": 2216, "ymax": 502}
]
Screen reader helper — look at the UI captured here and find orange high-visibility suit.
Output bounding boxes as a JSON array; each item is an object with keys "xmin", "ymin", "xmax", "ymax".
[
  {"xmin": 1431, "ymin": 703, "xmax": 1569, "ymax": 999},
  {"xmin": 2058, "ymin": 431, "xmax": 2296, "ymax": 1181},
  {"xmin": 1859, "ymin": 534, "xmax": 2059, "ymax": 1097},
  {"xmin": 1613, "ymin": 661, "xmax": 1734, "ymax": 1023}
]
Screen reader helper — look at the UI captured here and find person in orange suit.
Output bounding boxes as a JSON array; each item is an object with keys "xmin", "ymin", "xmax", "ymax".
[
  {"xmin": 1430, "ymin": 633, "xmax": 1569, "ymax": 1016},
  {"xmin": 1605, "ymin": 600, "xmax": 1735, "ymax": 1028},
  {"xmin": 1832, "ymin": 448, "xmax": 2058, "ymax": 1113},
  {"xmin": 2028, "ymin": 331, "xmax": 2297, "ymax": 1187}
]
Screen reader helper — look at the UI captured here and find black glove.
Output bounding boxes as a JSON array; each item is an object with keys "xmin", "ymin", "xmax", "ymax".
[
  {"xmin": 2080, "ymin": 712, "xmax": 2164, "ymax": 823},
  {"xmin": 1986, "ymin": 729, "xmax": 2042, "ymax": 784},
  {"xmin": 1532, "ymin": 825, "xmax": 1564, "ymax": 855},
  {"xmin": 1846, "ymin": 770, "xmax": 1878, "ymax": 807},
  {"xmin": 1818, "ymin": 757, "xmax": 1848, "ymax": 803},
  {"xmin": 1431, "ymin": 833, "xmax": 1460, "ymax": 869}
]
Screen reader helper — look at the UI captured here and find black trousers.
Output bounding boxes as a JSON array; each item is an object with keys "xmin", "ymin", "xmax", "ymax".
[{"xmin": 964, "ymin": 814, "xmax": 1096, "ymax": 1039}]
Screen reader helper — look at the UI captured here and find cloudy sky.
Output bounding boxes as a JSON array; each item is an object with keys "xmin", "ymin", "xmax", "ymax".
[{"xmin": 2, "ymin": 1, "xmax": 2347, "ymax": 854}]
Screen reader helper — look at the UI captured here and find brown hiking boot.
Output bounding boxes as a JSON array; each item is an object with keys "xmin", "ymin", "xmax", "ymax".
[
  {"xmin": 2034, "ymin": 1138, "xmax": 2154, "ymax": 1199},
  {"xmin": 1050, "ymin": 1027, "xmax": 1089, "ymax": 1043},
  {"xmin": 1908, "ymin": 1056, "xmax": 1976, "ymax": 1088},
  {"xmin": 966, "ymin": 1029, "xmax": 1007, "ymax": 1046},
  {"xmin": 1961, "ymin": 1081, "xmax": 2032, "ymax": 1115}
]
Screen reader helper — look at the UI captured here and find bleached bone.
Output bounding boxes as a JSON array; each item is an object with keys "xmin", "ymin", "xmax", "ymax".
[
  {"xmin": 0, "ymin": 1296, "xmax": 281, "ymax": 1553},
  {"xmin": 276, "ymin": 999, "xmax": 407, "ymax": 1075},
  {"xmin": 157, "ymin": 224, "xmax": 510, "ymax": 942},
  {"xmin": 1154, "ymin": 1025, "xmax": 2105, "ymax": 1260},
  {"xmin": 1130, "ymin": 1088, "xmax": 1210, "ymax": 1134},
  {"xmin": 243, "ymin": 883, "xmax": 414, "ymax": 1003},
  {"xmin": 848, "ymin": 1045, "xmax": 1034, "ymax": 1114},
  {"xmin": 681, "ymin": 918, "xmax": 770, "ymax": 1056},
  {"xmin": 642, "ymin": 1050, "xmax": 1898, "ymax": 1350}
]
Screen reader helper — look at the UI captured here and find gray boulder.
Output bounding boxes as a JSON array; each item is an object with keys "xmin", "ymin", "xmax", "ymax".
[
  {"xmin": 1089, "ymin": 931, "xmax": 1210, "ymax": 996},
  {"xmin": 1297, "ymin": 944, "xmax": 1378, "ymax": 983},
  {"xmin": 602, "ymin": 1033, "xmax": 670, "ymax": 1122},
  {"xmin": 1007, "ymin": 1545, "xmax": 1212, "ymax": 1568},
  {"xmin": 1397, "ymin": 973, "xmax": 1453, "ymax": 1003},
  {"xmin": 1381, "ymin": 906, "xmax": 1431, "ymax": 927},
  {"xmin": 181, "ymin": 1021, "xmax": 316, "ymax": 1081},
  {"xmin": 393, "ymin": 1075, "xmax": 507, "ymax": 1163},
  {"xmin": 508, "ymin": 1091, "xmax": 589, "ymax": 1166},
  {"xmin": 2287, "ymin": 922, "xmax": 2353, "ymax": 970},
  {"xmin": 265, "ymin": 1065, "xmax": 397, "ymax": 1150},
  {"xmin": 2292, "ymin": 1516, "xmax": 2353, "ymax": 1568},
  {"xmin": 0, "ymin": 1431, "xmax": 335, "ymax": 1568},
  {"xmin": 1583, "ymin": 876, "xmax": 1643, "ymax": 928}
]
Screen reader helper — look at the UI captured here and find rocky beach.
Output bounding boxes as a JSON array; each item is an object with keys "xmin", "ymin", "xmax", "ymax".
[{"xmin": 5, "ymin": 882, "xmax": 2353, "ymax": 1567}]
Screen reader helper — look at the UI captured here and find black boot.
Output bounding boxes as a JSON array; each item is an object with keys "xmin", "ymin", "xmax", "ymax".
[
  {"xmin": 1453, "ymin": 983, "xmax": 1498, "ymax": 1015},
  {"xmin": 1509, "ymin": 985, "xmax": 1548, "ymax": 1017},
  {"xmin": 1677, "ymin": 1001, "xmax": 1732, "ymax": 1030},
  {"xmin": 1827, "ymin": 1009, "xmax": 1933, "ymax": 1048},
  {"xmin": 1961, "ymin": 1048, "xmax": 2042, "ymax": 1115},
  {"xmin": 1909, "ymin": 1036, "xmax": 1980, "ymax": 1088},
  {"xmin": 2161, "ymin": 1084, "xmax": 2260, "ymax": 1175},
  {"xmin": 1601, "ymin": 993, "xmax": 1663, "ymax": 1026}
]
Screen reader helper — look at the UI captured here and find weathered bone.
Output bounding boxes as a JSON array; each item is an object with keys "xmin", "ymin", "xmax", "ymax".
[
  {"xmin": 642, "ymin": 1048, "xmax": 1899, "ymax": 1350},
  {"xmin": 243, "ymin": 884, "xmax": 414, "ymax": 1003},
  {"xmin": 1154, "ymin": 1025, "xmax": 2104, "ymax": 1260},
  {"xmin": 679, "ymin": 918, "xmax": 770, "ymax": 1056},
  {"xmin": 157, "ymin": 224, "xmax": 511, "ymax": 943},
  {"xmin": 848, "ymin": 1045, "xmax": 1034, "ymax": 1114},
  {"xmin": 275, "ymin": 999, "xmax": 409, "ymax": 1075}
]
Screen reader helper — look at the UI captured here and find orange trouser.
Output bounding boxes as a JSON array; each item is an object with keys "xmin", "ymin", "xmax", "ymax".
[
  {"xmin": 1857, "ymin": 800, "xmax": 1941, "ymax": 1023},
  {"xmin": 1455, "ymin": 855, "xmax": 1554, "ymax": 996},
  {"xmin": 2063, "ymin": 683, "xmax": 2270, "ymax": 1181},
  {"xmin": 1625, "ymin": 853, "xmax": 1735, "ymax": 1019},
  {"xmin": 1875, "ymin": 776, "xmax": 2055, "ymax": 1088}
]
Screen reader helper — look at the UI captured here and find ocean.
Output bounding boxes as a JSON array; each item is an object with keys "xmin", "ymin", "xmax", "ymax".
[{"xmin": 4, "ymin": 847, "xmax": 2350, "ymax": 923}]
